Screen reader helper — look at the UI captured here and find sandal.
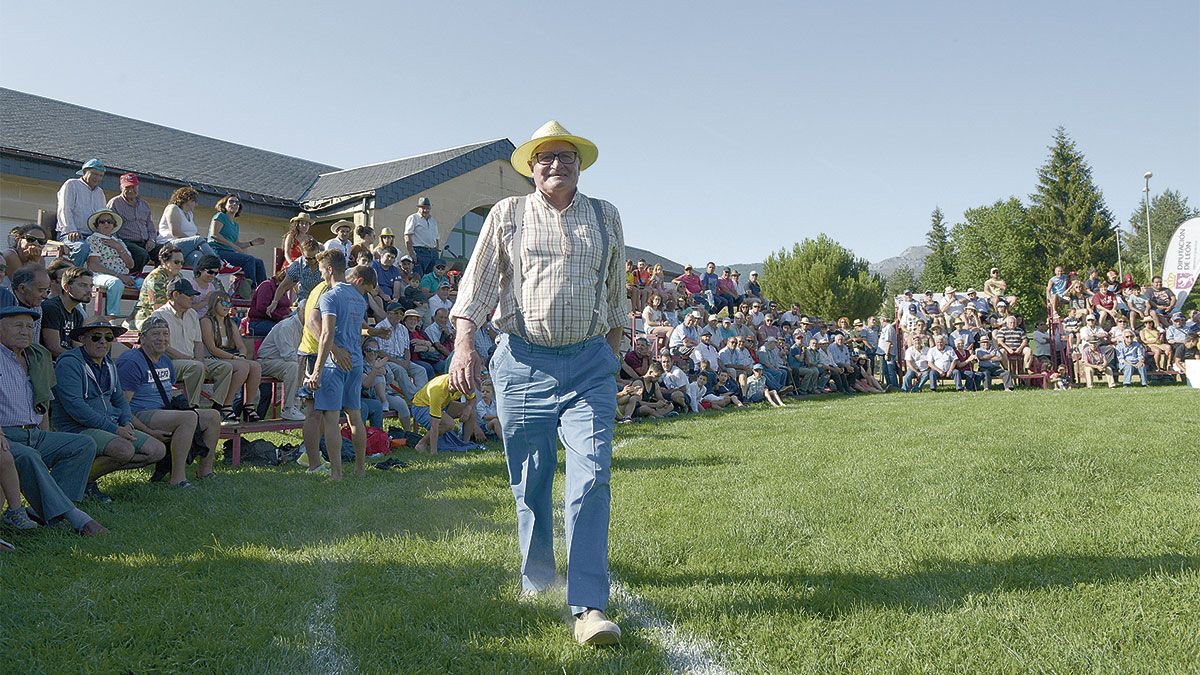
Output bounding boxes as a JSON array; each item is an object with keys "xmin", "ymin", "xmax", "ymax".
[
  {"xmin": 213, "ymin": 405, "xmax": 239, "ymax": 425},
  {"xmin": 243, "ymin": 407, "xmax": 263, "ymax": 423}
]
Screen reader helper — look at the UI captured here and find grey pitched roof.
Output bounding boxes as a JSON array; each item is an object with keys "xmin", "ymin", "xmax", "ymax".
[
  {"xmin": 0, "ymin": 87, "xmax": 338, "ymax": 203},
  {"xmin": 303, "ymin": 139, "xmax": 517, "ymax": 205}
]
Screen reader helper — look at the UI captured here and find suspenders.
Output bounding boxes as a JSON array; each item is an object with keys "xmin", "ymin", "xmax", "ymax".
[{"xmin": 509, "ymin": 195, "xmax": 612, "ymax": 342}]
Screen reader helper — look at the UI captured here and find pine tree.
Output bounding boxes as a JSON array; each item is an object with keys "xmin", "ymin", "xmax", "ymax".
[
  {"xmin": 760, "ymin": 235, "xmax": 883, "ymax": 319},
  {"xmin": 1124, "ymin": 188, "xmax": 1199, "ymax": 282},
  {"xmin": 1028, "ymin": 127, "xmax": 1117, "ymax": 274},
  {"xmin": 918, "ymin": 206, "xmax": 955, "ymax": 292}
]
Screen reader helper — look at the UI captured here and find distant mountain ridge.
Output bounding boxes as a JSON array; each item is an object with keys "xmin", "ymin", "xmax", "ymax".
[{"xmin": 871, "ymin": 245, "xmax": 930, "ymax": 278}]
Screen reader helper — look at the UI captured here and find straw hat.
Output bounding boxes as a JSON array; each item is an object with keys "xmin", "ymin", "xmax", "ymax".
[
  {"xmin": 290, "ymin": 212, "xmax": 314, "ymax": 223},
  {"xmin": 511, "ymin": 120, "xmax": 598, "ymax": 178},
  {"xmin": 87, "ymin": 208, "xmax": 124, "ymax": 234}
]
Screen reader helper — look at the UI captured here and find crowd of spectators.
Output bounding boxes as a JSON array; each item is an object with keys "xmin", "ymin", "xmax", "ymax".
[{"xmin": 0, "ymin": 158, "xmax": 1197, "ymax": 553}]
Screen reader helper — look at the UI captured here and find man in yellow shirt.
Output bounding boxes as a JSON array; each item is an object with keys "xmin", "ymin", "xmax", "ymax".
[
  {"xmin": 297, "ymin": 278, "xmax": 333, "ymax": 472},
  {"xmin": 411, "ymin": 374, "xmax": 478, "ymax": 455}
]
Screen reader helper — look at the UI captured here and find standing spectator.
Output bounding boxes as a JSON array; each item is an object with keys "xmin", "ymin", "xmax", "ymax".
[
  {"xmin": 323, "ymin": 220, "xmax": 355, "ymax": 259},
  {"xmin": 40, "ymin": 267, "xmax": 92, "ymax": 358},
  {"xmin": 1116, "ymin": 330, "xmax": 1149, "ymax": 386},
  {"xmin": 996, "ymin": 315, "xmax": 1033, "ymax": 372},
  {"xmin": 876, "ymin": 315, "xmax": 899, "ymax": 390},
  {"xmin": 446, "ymin": 121, "xmax": 626, "ymax": 646},
  {"xmin": 150, "ymin": 278, "xmax": 233, "ymax": 410},
  {"xmin": 404, "ymin": 197, "xmax": 440, "ymax": 277},
  {"xmin": 115, "ymin": 316, "xmax": 221, "ymax": 487},
  {"xmin": 974, "ymin": 335, "xmax": 1013, "ymax": 391},
  {"xmin": 157, "ymin": 187, "xmax": 218, "ymax": 266},
  {"xmin": 55, "ymin": 159, "xmax": 108, "ymax": 264},
  {"xmin": 199, "ymin": 293, "xmax": 263, "ymax": 423},
  {"xmin": 247, "ymin": 268, "xmax": 292, "ymax": 336},
  {"xmin": 84, "ymin": 209, "xmax": 134, "ymax": 323},
  {"xmin": 134, "ymin": 244, "xmax": 183, "ymax": 326},
  {"xmin": 282, "ymin": 212, "xmax": 314, "ymax": 264},
  {"xmin": 1045, "ymin": 265, "xmax": 1070, "ymax": 318},
  {"xmin": 107, "ymin": 173, "xmax": 160, "ymax": 273},
  {"xmin": 305, "ymin": 260, "xmax": 376, "ymax": 480},
  {"xmin": 256, "ymin": 303, "xmax": 306, "ymax": 421},
  {"xmin": 0, "ymin": 305, "xmax": 106, "ymax": 535},
  {"xmin": 52, "ymin": 321, "xmax": 167, "ymax": 501},
  {"xmin": 208, "ymin": 195, "xmax": 267, "ymax": 287}
]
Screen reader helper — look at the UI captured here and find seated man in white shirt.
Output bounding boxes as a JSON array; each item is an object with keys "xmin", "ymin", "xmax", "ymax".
[
  {"xmin": 691, "ymin": 332, "xmax": 721, "ymax": 380},
  {"xmin": 255, "ymin": 300, "xmax": 306, "ymax": 420},
  {"xmin": 376, "ymin": 302, "xmax": 427, "ymax": 397},
  {"xmin": 427, "ymin": 281, "xmax": 455, "ymax": 323},
  {"xmin": 717, "ymin": 336, "xmax": 753, "ymax": 393},
  {"xmin": 926, "ymin": 334, "xmax": 960, "ymax": 391},
  {"xmin": 655, "ymin": 352, "xmax": 691, "ymax": 412}
]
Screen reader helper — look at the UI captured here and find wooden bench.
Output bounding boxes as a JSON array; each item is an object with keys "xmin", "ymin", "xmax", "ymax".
[{"xmin": 222, "ymin": 410, "xmax": 402, "ymax": 466}]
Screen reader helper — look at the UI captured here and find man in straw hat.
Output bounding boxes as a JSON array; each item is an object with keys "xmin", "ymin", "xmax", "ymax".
[{"xmin": 448, "ymin": 120, "xmax": 625, "ymax": 646}]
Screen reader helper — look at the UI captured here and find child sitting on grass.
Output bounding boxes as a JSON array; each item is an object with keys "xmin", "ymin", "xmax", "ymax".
[
  {"xmin": 1049, "ymin": 364, "xmax": 1073, "ymax": 390},
  {"xmin": 744, "ymin": 364, "xmax": 786, "ymax": 407},
  {"xmin": 471, "ymin": 380, "xmax": 502, "ymax": 441}
]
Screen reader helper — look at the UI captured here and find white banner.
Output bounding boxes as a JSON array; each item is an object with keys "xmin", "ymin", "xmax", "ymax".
[{"xmin": 1162, "ymin": 216, "xmax": 1200, "ymax": 310}]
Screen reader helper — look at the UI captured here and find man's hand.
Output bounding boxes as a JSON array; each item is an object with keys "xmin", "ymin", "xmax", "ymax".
[
  {"xmin": 448, "ymin": 347, "xmax": 481, "ymax": 395},
  {"xmin": 0, "ymin": 434, "xmax": 9, "ymax": 455},
  {"xmin": 66, "ymin": 231, "xmax": 83, "ymax": 242},
  {"xmin": 332, "ymin": 346, "xmax": 351, "ymax": 371},
  {"xmin": 116, "ymin": 425, "xmax": 136, "ymax": 441},
  {"xmin": 369, "ymin": 327, "xmax": 392, "ymax": 339},
  {"xmin": 265, "ymin": 299, "xmax": 278, "ymax": 316},
  {"xmin": 306, "ymin": 368, "xmax": 323, "ymax": 390}
]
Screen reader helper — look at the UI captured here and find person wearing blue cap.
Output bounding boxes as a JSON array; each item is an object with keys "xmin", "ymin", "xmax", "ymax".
[
  {"xmin": 0, "ymin": 305, "xmax": 106, "ymax": 536},
  {"xmin": 55, "ymin": 158, "xmax": 109, "ymax": 264}
]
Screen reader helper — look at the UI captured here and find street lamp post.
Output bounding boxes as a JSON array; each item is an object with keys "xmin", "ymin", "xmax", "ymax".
[
  {"xmin": 1143, "ymin": 171, "xmax": 1154, "ymax": 281},
  {"xmin": 1116, "ymin": 221, "xmax": 1123, "ymax": 279}
]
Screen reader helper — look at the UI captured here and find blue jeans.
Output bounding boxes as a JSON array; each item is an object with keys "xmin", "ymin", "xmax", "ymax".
[
  {"xmin": 217, "ymin": 248, "xmax": 267, "ymax": 287},
  {"xmin": 903, "ymin": 369, "xmax": 930, "ymax": 392},
  {"xmin": 3, "ymin": 427, "xmax": 97, "ymax": 522},
  {"xmin": 881, "ymin": 354, "xmax": 900, "ymax": 390},
  {"xmin": 413, "ymin": 246, "xmax": 438, "ymax": 277},
  {"xmin": 492, "ymin": 333, "xmax": 618, "ymax": 615},
  {"xmin": 248, "ymin": 319, "xmax": 277, "ymax": 336},
  {"xmin": 1122, "ymin": 362, "xmax": 1148, "ymax": 385},
  {"xmin": 171, "ymin": 236, "xmax": 217, "ymax": 266}
]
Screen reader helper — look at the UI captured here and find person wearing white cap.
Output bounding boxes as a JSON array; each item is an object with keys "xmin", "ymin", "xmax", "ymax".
[
  {"xmin": 448, "ymin": 120, "xmax": 624, "ymax": 646},
  {"xmin": 56, "ymin": 159, "xmax": 108, "ymax": 263}
]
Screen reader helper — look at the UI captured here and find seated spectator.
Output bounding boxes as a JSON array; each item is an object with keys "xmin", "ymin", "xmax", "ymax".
[
  {"xmin": 757, "ymin": 313, "xmax": 781, "ymax": 344},
  {"xmin": 1186, "ymin": 310, "xmax": 1200, "ymax": 334},
  {"xmin": 1145, "ymin": 276, "xmax": 1177, "ymax": 328},
  {"xmin": 158, "ymin": 187, "xmax": 218, "ymax": 266},
  {"xmin": 826, "ymin": 333, "xmax": 857, "ymax": 393},
  {"xmin": 424, "ymin": 308, "xmax": 456, "ymax": 373},
  {"xmin": 115, "ymin": 316, "xmax": 221, "ymax": 487},
  {"xmin": 1139, "ymin": 317, "xmax": 1171, "ymax": 371},
  {"xmin": 744, "ymin": 270, "xmax": 762, "ymax": 303},
  {"xmin": 902, "ymin": 335, "xmax": 932, "ymax": 392},
  {"xmin": 134, "ymin": 243, "xmax": 183, "ymax": 327},
  {"xmin": 248, "ymin": 268, "xmax": 292, "ymax": 336},
  {"xmin": 282, "ymin": 212, "xmax": 314, "ymax": 264},
  {"xmin": 410, "ymin": 374, "xmax": 479, "ymax": 455},
  {"xmin": 150, "ymin": 278, "xmax": 234, "ymax": 410},
  {"xmin": 376, "ymin": 303, "xmax": 427, "ymax": 397},
  {"xmin": 199, "ymin": 292, "xmax": 263, "ymax": 423},
  {"xmin": 926, "ymin": 334, "xmax": 960, "ymax": 391},
  {"xmin": 618, "ymin": 364, "xmax": 673, "ymax": 421},
  {"xmin": 1116, "ymin": 330, "xmax": 1149, "ymax": 386},
  {"xmin": 269, "ymin": 238, "xmax": 324, "ymax": 313},
  {"xmin": 256, "ymin": 301, "xmax": 306, "ymax": 421},
  {"xmin": 710, "ymin": 370, "xmax": 745, "ymax": 407},
  {"xmin": 974, "ymin": 335, "xmax": 1013, "ymax": 391},
  {"xmin": 470, "ymin": 379, "xmax": 502, "ymax": 441},
  {"xmin": 715, "ymin": 267, "xmax": 741, "ymax": 312},
  {"xmin": 360, "ymin": 337, "xmax": 412, "ymax": 432},
  {"xmin": 996, "ymin": 315, "xmax": 1033, "ymax": 372},
  {"xmin": 642, "ymin": 293, "xmax": 675, "ymax": 344},
  {"xmin": 351, "ymin": 245, "xmax": 375, "ymax": 270},
  {"xmin": 4, "ymin": 224, "xmax": 51, "ymax": 274},
  {"xmin": 744, "ymin": 363, "xmax": 785, "ymax": 407},
  {"xmin": 402, "ymin": 309, "xmax": 438, "ymax": 381},
  {"xmin": 1171, "ymin": 333, "xmax": 1198, "ymax": 378},
  {"xmin": 1083, "ymin": 268, "xmax": 1101, "ymax": 294},
  {"xmin": 718, "ymin": 336, "xmax": 753, "ymax": 392},
  {"xmin": 428, "ymin": 281, "xmax": 455, "ymax": 322},
  {"xmin": 648, "ymin": 263, "xmax": 678, "ymax": 309},
  {"xmin": 756, "ymin": 336, "xmax": 791, "ymax": 392},
  {"xmin": 1078, "ymin": 339, "xmax": 1114, "ymax": 388},
  {"xmin": 52, "ymin": 321, "xmax": 167, "ymax": 501},
  {"xmin": 1064, "ymin": 280, "xmax": 1090, "ymax": 321},
  {"xmin": 3, "ymin": 265, "xmax": 51, "ymax": 338},
  {"xmin": 672, "ymin": 265, "xmax": 707, "ymax": 310},
  {"xmin": 323, "ymin": 220, "xmax": 355, "ymax": 258},
  {"xmin": 83, "ymin": 209, "xmax": 134, "ymax": 323},
  {"xmin": 1090, "ymin": 284, "xmax": 1121, "ymax": 328},
  {"xmin": 1, "ymin": 425, "xmax": 38, "ymax": 534},
  {"xmin": 0, "ymin": 305, "xmax": 106, "ymax": 535},
  {"xmin": 1166, "ymin": 312, "xmax": 1190, "ymax": 347},
  {"xmin": 691, "ymin": 332, "xmax": 721, "ymax": 381},
  {"xmin": 190, "ymin": 254, "xmax": 229, "ymax": 309},
  {"xmin": 106, "ymin": 173, "xmax": 159, "ymax": 273},
  {"xmin": 620, "ymin": 336, "xmax": 653, "ymax": 383},
  {"xmin": 655, "ymin": 352, "xmax": 691, "ymax": 411},
  {"xmin": 1125, "ymin": 284, "xmax": 1150, "ymax": 326},
  {"xmin": 208, "ymin": 194, "xmax": 267, "ymax": 287},
  {"xmin": 420, "ymin": 260, "xmax": 450, "ymax": 296},
  {"xmin": 41, "ymin": 266, "xmax": 92, "ymax": 358},
  {"xmin": 1030, "ymin": 321, "xmax": 1053, "ymax": 366},
  {"xmin": 920, "ymin": 290, "xmax": 943, "ymax": 327},
  {"xmin": 952, "ymin": 337, "xmax": 979, "ymax": 391},
  {"xmin": 786, "ymin": 330, "xmax": 820, "ymax": 394},
  {"xmin": 375, "ymin": 227, "xmax": 398, "ymax": 258},
  {"xmin": 373, "ymin": 246, "xmax": 403, "ymax": 300},
  {"xmin": 668, "ymin": 310, "xmax": 702, "ymax": 356}
]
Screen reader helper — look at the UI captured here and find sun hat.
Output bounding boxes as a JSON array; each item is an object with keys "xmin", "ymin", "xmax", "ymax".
[
  {"xmin": 332, "ymin": 220, "xmax": 353, "ymax": 232},
  {"xmin": 966, "ymin": 288, "xmax": 977, "ymax": 294},
  {"xmin": 944, "ymin": 286, "xmax": 955, "ymax": 294},
  {"xmin": 403, "ymin": 309, "xmax": 423, "ymax": 319},
  {"xmin": 70, "ymin": 320, "xmax": 128, "ymax": 342},
  {"xmin": 76, "ymin": 158, "xmax": 105, "ymax": 176},
  {"xmin": 708, "ymin": 314, "xmax": 720, "ymax": 321},
  {"xmin": 0, "ymin": 305, "xmax": 40, "ymax": 320},
  {"xmin": 87, "ymin": 209, "xmax": 124, "ymax": 234},
  {"xmin": 511, "ymin": 120, "xmax": 598, "ymax": 178},
  {"xmin": 379, "ymin": 227, "xmax": 395, "ymax": 237},
  {"xmin": 1142, "ymin": 316, "xmax": 1156, "ymax": 324},
  {"xmin": 119, "ymin": 173, "xmax": 138, "ymax": 187},
  {"xmin": 290, "ymin": 212, "xmax": 314, "ymax": 223},
  {"xmin": 1085, "ymin": 315, "xmax": 1096, "ymax": 321}
]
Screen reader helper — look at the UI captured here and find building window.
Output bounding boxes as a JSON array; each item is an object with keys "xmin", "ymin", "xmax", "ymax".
[{"xmin": 447, "ymin": 206, "xmax": 490, "ymax": 263}]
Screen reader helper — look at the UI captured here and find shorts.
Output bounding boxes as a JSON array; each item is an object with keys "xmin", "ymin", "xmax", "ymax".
[
  {"xmin": 80, "ymin": 427, "xmax": 152, "ymax": 455},
  {"xmin": 314, "ymin": 365, "xmax": 362, "ymax": 412},
  {"xmin": 411, "ymin": 405, "xmax": 433, "ymax": 431},
  {"xmin": 296, "ymin": 354, "xmax": 317, "ymax": 400}
]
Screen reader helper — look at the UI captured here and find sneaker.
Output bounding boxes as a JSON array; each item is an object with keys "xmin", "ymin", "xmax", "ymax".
[
  {"xmin": 218, "ymin": 264, "xmax": 242, "ymax": 276},
  {"xmin": 2, "ymin": 507, "xmax": 38, "ymax": 530},
  {"xmin": 574, "ymin": 609, "xmax": 621, "ymax": 646},
  {"xmin": 281, "ymin": 406, "xmax": 306, "ymax": 421},
  {"xmin": 84, "ymin": 481, "xmax": 113, "ymax": 503}
]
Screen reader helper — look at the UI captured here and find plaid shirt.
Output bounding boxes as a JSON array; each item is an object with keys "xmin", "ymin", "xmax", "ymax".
[{"xmin": 452, "ymin": 190, "xmax": 628, "ymax": 347}]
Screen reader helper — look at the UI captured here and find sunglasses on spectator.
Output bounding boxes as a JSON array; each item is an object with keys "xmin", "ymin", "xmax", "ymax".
[
  {"xmin": 219, "ymin": 301, "xmax": 232, "ymax": 307},
  {"xmin": 201, "ymin": 268, "xmax": 219, "ymax": 275},
  {"xmin": 88, "ymin": 333, "xmax": 115, "ymax": 343},
  {"xmin": 533, "ymin": 151, "xmax": 579, "ymax": 165},
  {"xmin": 95, "ymin": 219, "xmax": 116, "ymax": 225},
  {"xmin": 23, "ymin": 235, "xmax": 48, "ymax": 245}
]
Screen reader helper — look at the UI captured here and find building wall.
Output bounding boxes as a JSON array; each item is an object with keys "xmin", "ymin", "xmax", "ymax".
[
  {"xmin": 368, "ymin": 159, "xmax": 531, "ymax": 250},
  {"xmin": 1, "ymin": 173, "xmax": 292, "ymax": 268}
]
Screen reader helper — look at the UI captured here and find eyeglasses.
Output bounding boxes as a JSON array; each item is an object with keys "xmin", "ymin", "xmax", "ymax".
[
  {"xmin": 533, "ymin": 151, "xmax": 579, "ymax": 166},
  {"xmin": 364, "ymin": 348, "xmax": 379, "ymax": 353},
  {"xmin": 23, "ymin": 236, "xmax": 48, "ymax": 245},
  {"xmin": 89, "ymin": 333, "xmax": 115, "ymax": 343},
  {"xmin": 219, "ymin": 301, "xmax": 232, "ymax": 307},
  {"xmin": 95, "ymin": 219, "xmax": 116, "ymax": 225}
]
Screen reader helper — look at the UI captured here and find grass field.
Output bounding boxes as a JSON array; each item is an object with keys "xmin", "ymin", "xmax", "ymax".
[{"xmin": 2, "ymin": 387, "xmax": 1198, "ymax": 672}]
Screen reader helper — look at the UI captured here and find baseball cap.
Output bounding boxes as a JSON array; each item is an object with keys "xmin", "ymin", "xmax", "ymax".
[
  {"xmin": 793, "ymin": 328, "xmax": 804, "ymax": 337},
  {"xmin": 169, "ymin": 278, "xmax": 199, "ymax": 296},
  {"xmin": 400, "ymin": 255, "xmax": 413, "ymax": 262},
  {"xmin": 119, "ymin": 173, "xmax": 138, "ymax": 187},
  {"xmin": 385, "ymin": 302, "xmax": 404, "ymax": 312},
  {"xmin": 752, "ymin": 363, "xmax": 764, "ymax": 370}
]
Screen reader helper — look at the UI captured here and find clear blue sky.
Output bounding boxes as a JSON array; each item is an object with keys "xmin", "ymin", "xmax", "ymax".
[{"xmin": 2, "ymin": 1, "xmax": 1197, "ymax": 266}]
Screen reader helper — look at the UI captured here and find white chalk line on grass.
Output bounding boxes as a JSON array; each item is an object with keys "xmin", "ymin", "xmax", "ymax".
[
  {"xmin": 306, "ymin": 586, "xmax": 352, "ymax": 674},
  {"xmin": 609, "ymin": 574, "xmax": 734, "ymax": 674}
]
